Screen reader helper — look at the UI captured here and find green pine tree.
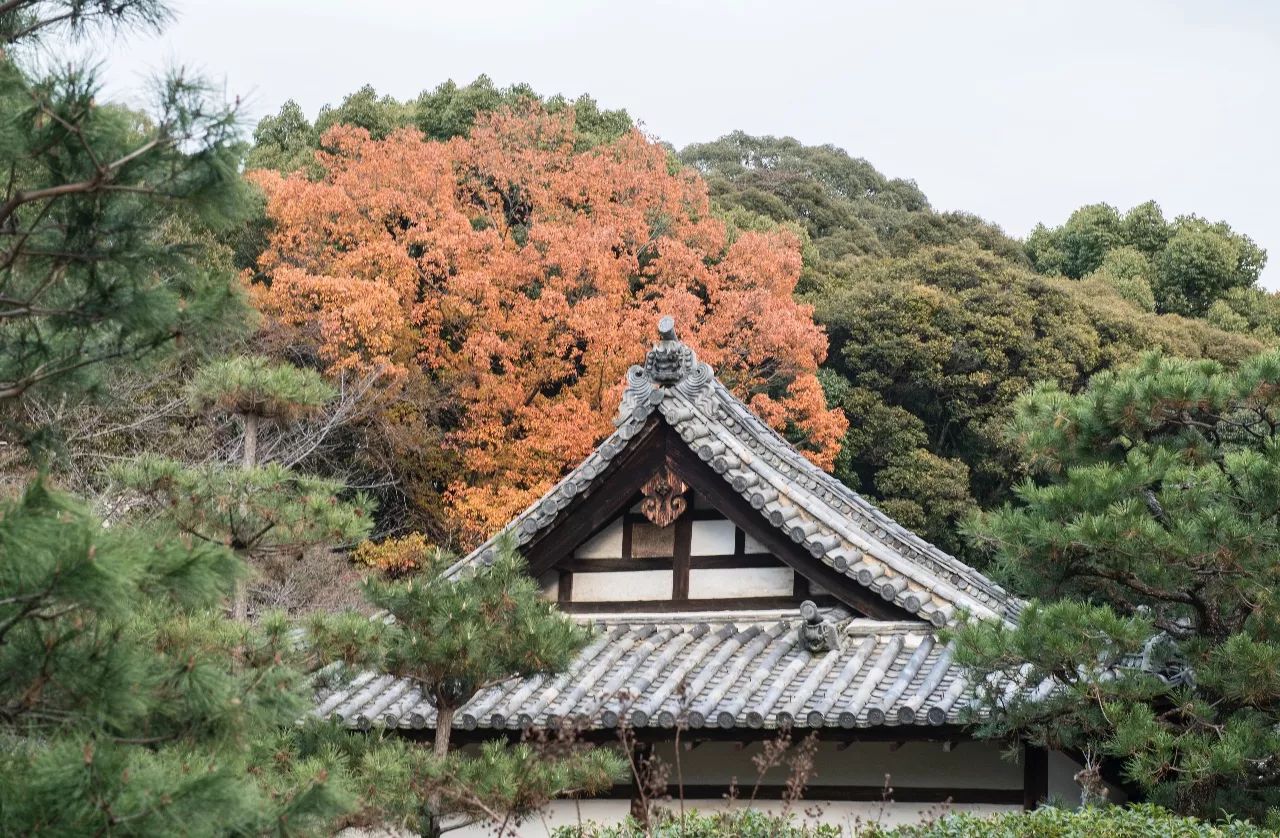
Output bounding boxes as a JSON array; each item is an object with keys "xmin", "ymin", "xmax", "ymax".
[
  {"xmin": 115, "ymin": 454, "xmax": 374, "ymax": 620},
  {"xmin": 179, "ymin": 354, "xmax": 348, "ymax": 619},
  {"xmin": 0, "ymin": 478, "xmax": 359, "ymax": 834},
  {"xmin": 953, "ymin": 350, "xmax": 1280, "ymax": 822},
  {"xmin": 333, "ymin": 536, "xmax": 625, "ymax": 835},
  {"xmin": 188, "ymin": 355, "xmax": 335, "ymax": 469},
  {"xmin": 0, "ymin": 5, "xmax": 365, "ymax": 832},
  {"xmin": 0, "ymin": 1, "xmax": 253, "ymax": 405}
]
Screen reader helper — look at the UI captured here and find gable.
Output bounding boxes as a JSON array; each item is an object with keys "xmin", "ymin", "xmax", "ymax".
[
  {"xmin": 542, "ymin": 484, "xmax": 846, "ymax": 613},
  {"xmin": 446, "ymin": 318, "xmax": 1020, "ymax": 627}
]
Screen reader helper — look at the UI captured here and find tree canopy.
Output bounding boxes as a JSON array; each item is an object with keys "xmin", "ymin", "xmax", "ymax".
[
  {"xmin": 812, "ymin": 241, "xmax": 1262, "ymax": 556},
  {"xmin": 0, "ymin": 4, "xmax": 251, "ymax": 406},
  {"xmin": 954, "ymin": 351, "xmax": 1280, "ymax": 821},
  {"xmin": 1026, "ymin": 201, "xmax": 1268, "ymax": 317},
  {"xmin": 246, "ymin": 75, "xmax": 632, "ymax": 174},
  {"xmin": 249, "ymin": 105, "xmax": 845, "ymax": 543}
]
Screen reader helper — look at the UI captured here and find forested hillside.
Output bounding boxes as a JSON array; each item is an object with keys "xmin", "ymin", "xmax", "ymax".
[
  {"xmin": 3, "ymin": 0, "xmax": 1279, "ymax": 825},
  {"xmin": 235, "ymin": 77, "xmax": 1270, "ymax": 560}
]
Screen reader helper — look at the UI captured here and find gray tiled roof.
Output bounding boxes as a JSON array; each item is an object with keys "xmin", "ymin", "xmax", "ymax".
[
  {"xmin": 316, "ymin": 611, "xmax": 979, "ymax": 732},
  {"xmin": 445, "ymin": 320, "xmax": 1021, "ymax": 627}
]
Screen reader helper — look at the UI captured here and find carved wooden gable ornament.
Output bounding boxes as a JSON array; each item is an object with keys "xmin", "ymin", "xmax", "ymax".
[{"xmin": 639, "ymin": 465, "xmax": 687, "ymax": 528}]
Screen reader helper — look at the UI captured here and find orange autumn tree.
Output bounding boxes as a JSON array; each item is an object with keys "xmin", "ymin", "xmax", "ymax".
[{"xmin": 250, "ymin": 106, "xmax": 845, "ymax": 543}]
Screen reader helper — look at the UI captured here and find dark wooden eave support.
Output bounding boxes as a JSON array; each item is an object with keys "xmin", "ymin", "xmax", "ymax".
[{"xmin": 1023, "ymin": 743, "xmax": 1048, "ymax": 810}]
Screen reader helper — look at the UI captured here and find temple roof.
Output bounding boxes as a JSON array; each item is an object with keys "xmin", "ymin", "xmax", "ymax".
[
  {"xmin": 446, "ymin": 317, "xmax": 1020, "ymax": 627},
  {"xmin": 317, "ymin": 609, "xmax": 980, "ymax": 733}
]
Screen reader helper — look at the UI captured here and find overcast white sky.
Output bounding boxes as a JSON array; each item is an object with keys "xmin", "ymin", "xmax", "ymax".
[{"xmin": 90, "ymin": 0, "xmax": 1280, "ymax": 286}]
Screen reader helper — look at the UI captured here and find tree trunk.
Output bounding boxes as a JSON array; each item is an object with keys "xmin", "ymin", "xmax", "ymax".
[
  {"xmin": 242, "ymin": 412, "xmax": 259, "ymax": 469},
  {"xmin": 434, "ymin": 704, "xmax": 454, "ymax": 759},
  {"xmin": 421, "ymin": 703, "xmax": 456, "ymax": 837},
  {"xmin": 232, "ymin": 581, "xmax": 248, "ymax": 622},
  {"xmin": 232, "ymin": 412, "xmax": 259, "ymax": 622}
]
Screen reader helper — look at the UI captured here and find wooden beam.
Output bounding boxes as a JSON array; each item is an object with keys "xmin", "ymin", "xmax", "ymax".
[
  {"xmin": 1023, "ymin": 743, "xmax": 1049, "ymax": 811},
  {"xmin": 620, "ymin": 514, "xmax": 633, "ymax": 559},
  {"xmin": 559, "ymin": 596, "xmax": 838, "ymax": 615},
  {"xmin": 663, "ymin": 437, "xmax": 916, "ymax": 621}
]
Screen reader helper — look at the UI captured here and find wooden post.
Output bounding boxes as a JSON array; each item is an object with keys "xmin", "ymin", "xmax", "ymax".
[
  {"xmin": 1022, "ymin": 743, "xmax": 1048, "ymax": 810},
  {"xmin": 672, "ymin": 514, "xmax": 692, "ymax": 600}
]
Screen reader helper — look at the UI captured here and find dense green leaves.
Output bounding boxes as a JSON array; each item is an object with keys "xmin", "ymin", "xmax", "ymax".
[
  {"xmin": 559, "ymin": 805, "xmax": 1272, "ymax": 837},
  {"xmin": 679, "ymin": 131, "xmax": 1025, "ymax": 295},
  {"xmin": 189, "ymin": 355, "xmax": 334, "ymax": 423},
  {"xmin": 116, "ymin": 455, "xmax": 372, "ymax": 557},
  {"xmin": 246, "ymin": 75, "xmax": 633, "ymax": 174},
  {"xmin": 0, "ymin": 483, "xmax": 356, "ymax": 835},
  {"xmin": 673, "ymin": 132, "xmax": 1270, "ymax": 566},
  {"xmin": 560, "ymin": 809, "xmax": 843, "ymax": 837},
  {"xmin": 812, "ymin": 241, "xmax": 1260, "ymax": 558},
  {"xmin": 0, "ymin": 17, "xmax": 252, "ymax": 402},
  {"xmin": 865, "ymin": 805, "xmax": 1272, "ymax": 837},
  {"xmin": 359, "ymin": 537, "xmax": 590, "ymax": 727},
  {"xmin": 954, "ymin": 351, "xmax": 1280, "ymax": 819},
  {"xmin": 1027, "ymin": 202, "xmax": 1267, "ymax": 316}
]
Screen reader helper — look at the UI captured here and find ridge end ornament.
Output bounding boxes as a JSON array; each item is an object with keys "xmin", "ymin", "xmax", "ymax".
[
  {"xmin": 644, "ymin": 315, "xmax": 696, "ymax": 385},
  {"xmin": 639, "ymin": 465, "xmax": 688, "ymax": 528}
]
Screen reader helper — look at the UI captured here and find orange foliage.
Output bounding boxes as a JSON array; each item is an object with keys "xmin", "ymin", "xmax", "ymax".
[{"xmin": 250, "ymin": 106, "xmax": 846, "ymax": 544}]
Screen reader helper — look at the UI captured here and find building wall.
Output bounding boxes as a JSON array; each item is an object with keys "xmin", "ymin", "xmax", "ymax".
[{"xmin": 398, "ymin": 739, "xmax": 1081, "ymax": 837}]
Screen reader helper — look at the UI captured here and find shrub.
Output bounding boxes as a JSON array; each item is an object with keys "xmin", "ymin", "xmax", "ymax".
[
  {"xmin": 867, "ymin": 805, "xmax": 1272, "ymax": 838},
  {"xmin": 554, "ymin": 809, "xmax": 841, "ymax": 837},
  {"xmin": 554, "ymin": 805, "xmax": 1275, "ymax": 837},
  {"xmin": 352, "ymin": 533, "xmax": 432, "ymax": 576}
]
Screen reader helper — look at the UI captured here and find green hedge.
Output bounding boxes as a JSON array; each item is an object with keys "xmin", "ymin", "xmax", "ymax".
[
  {"xmin": 553, "ymin": 805, "xmax": 1274, "ymax": 837},
  {"xmin": 862, "ymin": 804, "xmax": 1273, "ymax": 837},
  {"xmin": 553, "ymin": 809, "xmax": 840, "ymax": 837}
]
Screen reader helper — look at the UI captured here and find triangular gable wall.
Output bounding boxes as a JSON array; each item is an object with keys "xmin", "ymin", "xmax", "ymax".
[
  {"xmin": 446, "ymin": 318, "xmax": 1020, "ymax": 627},
  {"xmin": 551, "ymin": 486, "xmax": 842, "ymax": 613}
]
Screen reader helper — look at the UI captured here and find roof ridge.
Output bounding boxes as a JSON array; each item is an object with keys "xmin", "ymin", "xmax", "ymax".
[{"xmin": 447, "ymin": 317, "xmax": 1023, "ymax": 627}]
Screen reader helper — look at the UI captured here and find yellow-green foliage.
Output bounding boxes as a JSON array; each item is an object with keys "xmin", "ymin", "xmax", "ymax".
[{"xmin": 353, "ymin": 532, "xmax": 433, "ymax": 577}]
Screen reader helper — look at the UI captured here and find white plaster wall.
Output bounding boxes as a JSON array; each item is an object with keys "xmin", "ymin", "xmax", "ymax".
[
  {"xmin": 572, "ymin": 569, "xmax": 674, "ymax": 601},
  {"xmin": 574, "ymin": 519, "xmax": 624, "ymax": 558},
  {"xmin": 743, "ymin": 531, "xmax": 768, "ymax": 554},
  {"xmin": 690, "ymin": 520, "xmax": 736, "ymax": 555},
  {"xmin": 688, "ymin": 567, "xmax": 793, "ymax": 599}
]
